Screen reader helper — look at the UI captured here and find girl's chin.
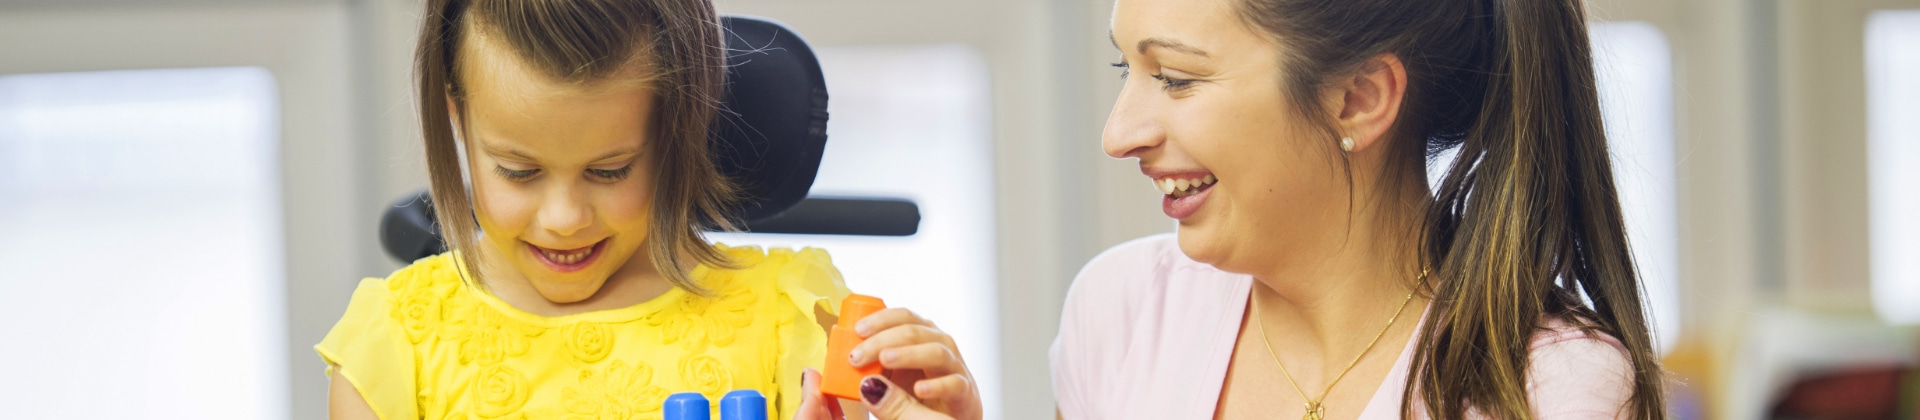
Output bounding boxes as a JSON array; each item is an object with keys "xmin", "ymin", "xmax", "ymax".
[{"xmin": 525, "ymin": 277, "xmax": 608, "ymax": 303}]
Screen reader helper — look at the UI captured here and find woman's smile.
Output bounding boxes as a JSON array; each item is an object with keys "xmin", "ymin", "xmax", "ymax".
[
  {"xmin": 525, "ymin": 238, "xmax": 608, "ymax": 273},
  {"xmin": 1150, "ymin": 171, "xmax": 1218, "ymax": 219}
]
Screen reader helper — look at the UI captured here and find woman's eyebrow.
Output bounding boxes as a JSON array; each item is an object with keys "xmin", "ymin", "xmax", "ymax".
[{"xmin": 1137, "ymin": 37, "xmax": 1209, "ymax": 57}]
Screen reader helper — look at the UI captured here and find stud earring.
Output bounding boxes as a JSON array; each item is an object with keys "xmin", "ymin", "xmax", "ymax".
[{"xmin": 1339, "ymin": 137, "xmax": 1355, "ymax": 152}]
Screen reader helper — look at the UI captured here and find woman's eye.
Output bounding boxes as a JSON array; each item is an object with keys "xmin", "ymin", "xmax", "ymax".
[
  {"xmin": 494, "ymin": 166, "xmax": 538, "ymax": 181},
  {"xmin": 588, "ymin": 165, "xmax": 633, "ymax": 181},
  {"xmin": 1151, "ymin": 74, "xmax": 1196, "ymax": 92},
  {"xmin": 1110, "ymin": 61, "xmax": 1131, "ymax": 79}
]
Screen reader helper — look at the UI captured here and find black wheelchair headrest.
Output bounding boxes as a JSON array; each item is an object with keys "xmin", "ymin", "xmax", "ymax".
[{"xmin": 711, "ymin": 15, "xmax": 831, "ymax": 225}]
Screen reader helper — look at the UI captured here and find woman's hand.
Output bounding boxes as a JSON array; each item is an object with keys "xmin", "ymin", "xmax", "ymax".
[
  {"xmin": 794, "ymin": 308, "xmax": 983, "ymax": 420},
  {"xmin": 850, "ymin": 308, "xmax": 983, "ymax": 420}
]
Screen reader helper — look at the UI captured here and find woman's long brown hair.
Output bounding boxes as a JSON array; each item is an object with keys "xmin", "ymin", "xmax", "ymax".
[
  {"xmin": 413, "ymin": 0, "xmax": 738, "ymax": 294},
  {"xmin": 1237, "ymin": 0, "xmax": 1666, "ymax": 417}
]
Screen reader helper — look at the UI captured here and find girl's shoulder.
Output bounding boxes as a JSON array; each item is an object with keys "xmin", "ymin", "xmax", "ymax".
[
  {"xmin": 380, "ymin": 252, "xmax": 467, "ymax": 298},
  {"xmin": 698, "ymin": 243, "xmax": 852, "ymax": 319}
]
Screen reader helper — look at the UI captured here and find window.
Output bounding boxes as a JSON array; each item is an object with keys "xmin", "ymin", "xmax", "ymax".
[
  {"xmin": 1591, "ymin": 21, "xmax": 1680, "ymax": 354},
  {"xmin": 1867, "ymin": 10, "xmax": 1920, "ymax": 325},
  {"xmin": 704, "ymin": 45, "xmax": 1003, "ymax": 415},
  {"xmin": 0, "ymin": 67, "xmax": 285, "ymax": 419}
]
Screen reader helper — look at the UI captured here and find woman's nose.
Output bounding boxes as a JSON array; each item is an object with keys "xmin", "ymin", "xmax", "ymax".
[{"xmin": 1101, "ymin": 85, "xmax": 1165, "ymax": 159}]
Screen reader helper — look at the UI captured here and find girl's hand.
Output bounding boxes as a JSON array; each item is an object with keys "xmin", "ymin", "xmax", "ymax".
[
  {"xmin": 847, "ymin": 308, "xmax": 983, "ymax": 420},
  {"xmin": 796, "ymin": 369, "xmax": 846, "ymax": 420}
]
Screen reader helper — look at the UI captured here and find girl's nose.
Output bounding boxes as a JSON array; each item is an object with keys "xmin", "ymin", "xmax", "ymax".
[
  {"xmin": 537, "ymin": 186, "xmax": 593, "ymax": 237},
  {"xmin": 1101, "ymin": 85, "xmax": 1165, "ymax": 159}
]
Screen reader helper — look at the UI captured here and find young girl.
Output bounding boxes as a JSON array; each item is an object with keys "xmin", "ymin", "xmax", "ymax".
[{"xmin": 314, "ymin": 1, "xmax": 932, "ymax": 418}]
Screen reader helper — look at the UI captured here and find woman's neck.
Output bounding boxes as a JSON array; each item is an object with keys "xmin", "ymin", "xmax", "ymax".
[{"xmin": 1249, "ymin": 183, "xmax": 1431, "ymax": 366}]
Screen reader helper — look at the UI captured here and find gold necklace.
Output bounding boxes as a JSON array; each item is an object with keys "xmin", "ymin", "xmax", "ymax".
[{"xmin": 1253, "ymin": 271, "xmax": 1422, "ymax": 420}]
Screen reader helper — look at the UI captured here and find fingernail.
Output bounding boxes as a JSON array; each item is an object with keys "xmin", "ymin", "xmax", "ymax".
[
  {"xmin": 860, "ymin": 377, "xmax": 887, "ymax": 405},
  {"xmin": 879, "ymin": 350, "xmax": 895, "ymax": 364},
  {"xmin": 848, "ymin": 348, "xmax": 863, "ymax": 364},
  {"xmin": 800, "ymin": 369, "xmax": 810, "ymax": 386}
]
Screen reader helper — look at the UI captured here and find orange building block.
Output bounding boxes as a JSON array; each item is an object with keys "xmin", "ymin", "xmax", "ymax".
[{"xmin": 822, "ymin": 294, "xmax": 886, "ymax": 401}]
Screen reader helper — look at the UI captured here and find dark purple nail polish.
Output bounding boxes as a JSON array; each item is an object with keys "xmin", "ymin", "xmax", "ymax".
[{"xmin": 860, "ymin": 377, "xmax": 887, "ymax": 405}]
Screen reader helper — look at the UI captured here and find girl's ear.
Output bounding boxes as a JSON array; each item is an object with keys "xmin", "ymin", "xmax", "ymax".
[
  {"xmin": 445, "ymin": 93, "xmax": 461, "ymax": 122},
  {"xmin": 1333, "ymin": 53, "xmax": 1408, "ymax": 152}
]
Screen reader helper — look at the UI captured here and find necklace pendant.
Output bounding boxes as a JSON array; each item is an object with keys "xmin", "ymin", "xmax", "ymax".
[{"xmin": 1302, "ymin": 402, "xmax": 1325, "ymax": 420}]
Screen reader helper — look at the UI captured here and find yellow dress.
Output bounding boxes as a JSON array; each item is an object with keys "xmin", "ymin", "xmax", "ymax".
[{"xmin": 316, "ymin": 244, "xmax": 851, "ymax": 420}]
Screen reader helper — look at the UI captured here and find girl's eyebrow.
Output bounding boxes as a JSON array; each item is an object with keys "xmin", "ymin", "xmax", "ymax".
[
  {"xmin": 480, "ymin": 143, "xmax": 538, "ymax": 161},
  {"xmin": 481, "ymin": 142, "xmax": 638, "ymax": 163}
]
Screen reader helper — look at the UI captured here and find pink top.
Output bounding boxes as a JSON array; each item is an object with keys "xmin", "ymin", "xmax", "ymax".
[{"xmin": 1050, "ymin": 234, "xmax": 1636, "ymax": 419}]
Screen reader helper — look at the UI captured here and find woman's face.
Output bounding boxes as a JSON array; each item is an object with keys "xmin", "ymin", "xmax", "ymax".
[
  {"xmin": 1106, "ymin": 0, "xmax": 1352, "ymax": 275},
  {"xmin": 456, "ymin": 37, "xmax": 656, "ymax": 303}
]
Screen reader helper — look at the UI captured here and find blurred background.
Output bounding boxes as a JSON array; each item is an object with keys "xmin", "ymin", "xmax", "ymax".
[{"xmin": 0, "ymin": 0, "xmax": 1916, "ymax": 418}]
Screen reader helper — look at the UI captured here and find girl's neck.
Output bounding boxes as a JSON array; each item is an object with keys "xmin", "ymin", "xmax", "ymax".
[{"xmin": 472, "ymin": 239, "xmax": 674, "ymax": 318}]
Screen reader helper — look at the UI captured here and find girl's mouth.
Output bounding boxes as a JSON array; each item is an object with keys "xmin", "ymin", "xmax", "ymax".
[
  {"xmin": 526, "ymin": 239, "xmax": 608, "ymax": 273},
  {"xmin": 1155, "ymin": 174, "xmax": 1217, "ymax": 220}
]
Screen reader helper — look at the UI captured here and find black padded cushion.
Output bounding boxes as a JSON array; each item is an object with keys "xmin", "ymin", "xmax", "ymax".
[{"xmin": 710, "ymin": 15, "xmax": 830, "ymax": 224}]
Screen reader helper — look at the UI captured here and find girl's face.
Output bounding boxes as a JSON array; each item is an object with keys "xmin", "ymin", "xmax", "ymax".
[
  {"xmin": 456, "ymin": 39, "xmax": 657, "ymax": 304},
  {"xmin": 1105, "ymin": 0, "xmax": 1351, "ymax": 275}
]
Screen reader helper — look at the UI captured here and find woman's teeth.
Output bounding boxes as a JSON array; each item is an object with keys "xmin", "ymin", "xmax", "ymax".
[
  {"xmin": 540, "ymin": 247, "xmax": 591, "ymax": 264},
  {"xmin": 1155, "ymin": 174, "xmax": 1217, "ymax": 197}
]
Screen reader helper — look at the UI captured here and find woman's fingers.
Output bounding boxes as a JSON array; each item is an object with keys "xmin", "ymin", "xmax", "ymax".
[
  {"xmin": 909, "ymin": 373, "xmax": 975, "ymax": 403},
  {"xmin": 854, "ymin": 308, "xmax": 936, "ymax": 337},
  {"xmin": 795, "ymin": 368, "xmax": 846, "ymax": 420},
  {"xmin": 850, "ymin": 324, "xmax": 960, "ymax": 369},
  {"xmin": 878, "ymin": 342, "xmax": 965, "ymax": 374},
  {"xmin": 859, "ymin": 375, "xmax": 955, "ymax": 420}
]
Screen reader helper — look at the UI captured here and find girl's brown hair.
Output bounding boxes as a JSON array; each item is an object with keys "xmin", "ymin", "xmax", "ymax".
[
  {"xmin": 414, "ymin": 0, "xmax": 738, "ymax": 294},
  {"xmin": 1237, "ymin": 0, "xmax": 1666, "ymax": 417}
]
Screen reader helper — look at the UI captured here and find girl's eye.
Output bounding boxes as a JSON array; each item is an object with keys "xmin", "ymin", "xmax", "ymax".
[
  {"xmin": 1151, "ymin": 74, "xmax": 1196, "ymax": 92},
  {"xmin": 495, "ymin": 166, "xmax": 539, "ymax": 181},
  {"xmin": 1111, "ymin": 61, "xmax": 1131, "ymax": 79},
  {"xmin": 588, "ymin": 165, "xmax": 633, "ymax": 181}
]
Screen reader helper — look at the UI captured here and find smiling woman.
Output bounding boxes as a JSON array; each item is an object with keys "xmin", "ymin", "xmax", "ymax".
[{"xmin": 1051, "ymin": 0, "xmax": 1665, "ymax": 418}]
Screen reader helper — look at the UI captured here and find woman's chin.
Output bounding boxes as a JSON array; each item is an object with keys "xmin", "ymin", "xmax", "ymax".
[{"xmin": 1174, "ymin": 225, "xmax": 1230, "ymax": 266}]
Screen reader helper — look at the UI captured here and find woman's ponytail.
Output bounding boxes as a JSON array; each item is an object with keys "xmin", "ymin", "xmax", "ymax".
[
  {"xmin": 1411, "ymin": 0, "xmax": 1665, "ymax": 417},
  {"xmin": 1237, "ymin": 0, "xmax": 1666, "ymax": 417}
]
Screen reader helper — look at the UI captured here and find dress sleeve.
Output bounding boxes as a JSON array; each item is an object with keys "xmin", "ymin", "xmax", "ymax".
[
  {"xmin": 1525, "ymin": 329, "xmax": 1636, "ymax": 419},
  {"xmin": 770, "ymin": 247, "xmax": 851, "ymax": 419},
  {"xmin": 315, "ymin": 278, "xmax": 419, "ymax": 420}
]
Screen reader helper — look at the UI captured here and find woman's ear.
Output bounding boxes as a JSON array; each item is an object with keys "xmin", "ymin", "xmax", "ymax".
[{"xmin": 1333, "ymin": 54, "xmax": 1408, "ymax": 153}]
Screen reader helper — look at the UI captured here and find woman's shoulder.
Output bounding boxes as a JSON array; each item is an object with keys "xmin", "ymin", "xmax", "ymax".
[
  {"xmin": 1522, "ymin": 316, "xmax": 1637, "ymax": 416},
  {"xmin": 1056, "ymin": 232, "xmax": 1250, "ymax": 351},
  {"xmin": 1066, "ymin": 233, "xmax": 1238, "ymax": 310}
]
